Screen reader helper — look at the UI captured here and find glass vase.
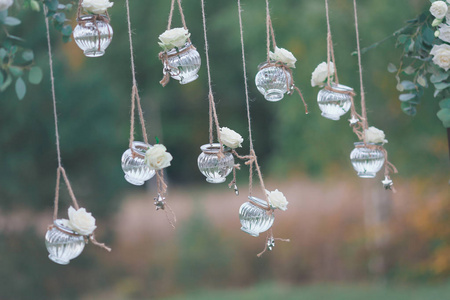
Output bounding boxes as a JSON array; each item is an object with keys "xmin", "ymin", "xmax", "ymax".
[
  {"xmin": 317, "ymin": 84, "xmax": 353, "ymax": 120},
  {"xmin": 121, "ymin": 141, "xmax": 155, "ymax": 186},
  {"xmin": 73, "ymin": 15, "xmax": 113, "ymax": 57},
  {"xmin": 45, "ymin": 219, "xmax": 86, "ymax": 265},
  {"xmin": 197, "ymin": 143, "xmax": 234, "ymax": 183},
  {"xmin": 350, "ymin": 142, "xmax": 385, "ymax": 178},
  {"xmin": 163, "ymin": 42, "xmax": 201, "ymax": 84},
  {"xmin": 239, "ymin": 196, "xmax": 274, "ymax": 237},
  {"xmin": 255, "ymin": 62, "xmax": 292, "ymax": 102}
]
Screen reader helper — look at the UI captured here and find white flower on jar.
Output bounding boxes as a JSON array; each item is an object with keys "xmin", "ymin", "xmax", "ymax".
[
  {"xmin": 269, "ymin": 47, "xmax": 297, "ymax": 68},
  {"xmin": 266, "ymin": 189, "xmax": 288, "ymax": 211},
  {"xmin": 0, "ymin": 0, "xmax": 13, "ymax": 11},
  {"xmin": 430, "ymin": 1, "xmax": 448, "ymax": 19},
  {"xmin": 145, "ymin": 144, "xmax": 173, "ymax": 170},
  {"xmin": 220, "ymin": 127, "xmax": 243, "ymax": 149},
  {"xmin": 158, "ymin": 27, "xmax": 191, "ymax": 50},
  {"xmin": 67, "ymin": 206, "xmax": 97, "ymax": 236},
  {"xmin": 438, "ymin": 23, "xmax": 450, "ymax": 43},
  {"xmin": 311, "ymin": 62, "xmax": 334, "ymax": 87},
  {"xmin": 82, "ymin": 0, "xmax": 114, "ymax": 15},
  {"xmin": 364, "ymin": 126, "xmax": 388, "ymax": 144},
  {"xmin": 431, "ymin": 44, "xmax": 450, "ymax": 71}
]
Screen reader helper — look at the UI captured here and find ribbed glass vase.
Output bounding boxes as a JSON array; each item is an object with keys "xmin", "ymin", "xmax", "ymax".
[
  {"xmin": 350, "ymin": 142, "xmax": 385, "ymax": 178},
  {"xmin": 45, "ymin": 219, "xmax": 86, "ymax": 265},
  {"xmin": 121, "ymin": 141, "xmax": 155, "ymax": 186},
  {"xmin": 73, "ymin": 15, "xmax": 113, "ymax": 57},
  {"xmin": 163, "ymin": 43, "xmax": 201, "ymax": 84},
  {"xmin": 197, "ymin": 143, "xmax": 234, "ymax": 183},
  {"xmin": 317, "ymin": 84, "xmax": 353, "ymax": 120},
  {"xmin": 239, "ymin": 196, "xmax": 274, "ymax": 237},
  {"xmin": 255, "ymin": 62, "xmax": 292, "ymax": 102}
]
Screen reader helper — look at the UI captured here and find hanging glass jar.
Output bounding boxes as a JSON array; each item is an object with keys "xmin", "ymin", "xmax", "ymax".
[
  {"xmin": 350, "ymin": 142, "xmax": 385, "ymax": 178},
  {"xmin": 255, "ymin": 62, "xmax": 292, "ymax": 102},
  {"xmin": 73, "ymin": 15, "xmax": 113, "ymax": 57},
  {"xmin": 317, "ymin": 84, "xmax": 353, "ymax": 120},
  {"xmin": 239, "ymin": 196, "xmax": 274, "ymax": 237},
  {"xmin": 121, "ymin": 141, "xmax": 155, "ymax": 186},
  {"xmin": 45, "ymin": 219, "xmax": 86, "ymax": 265},
  {"xmin": 163, "ymin": 42, "xmax": 201, "ymax": 84},
  {"xmin": 197, "ymin": 143, "xmax": 234, "ymax": 183}
]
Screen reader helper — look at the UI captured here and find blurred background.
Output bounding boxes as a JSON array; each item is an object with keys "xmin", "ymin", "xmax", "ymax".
[{"xmin": 1, "ymin": 0, "xmax": 449, "ymax": 299}]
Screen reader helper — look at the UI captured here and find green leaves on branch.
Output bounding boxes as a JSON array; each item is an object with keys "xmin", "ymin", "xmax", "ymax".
[{"xmin": 44, "ymin": 0, "xmax": 74, "ymax": 43}]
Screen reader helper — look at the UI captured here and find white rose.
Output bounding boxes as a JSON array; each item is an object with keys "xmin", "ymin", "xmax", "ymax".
[
  {"xmin": 82, "ymin": 0, "xmax": 114, "ymax": 15},
  {"xmin": 269, "ymin": 47, "xmax": 297, "ymax": 68},
  {"xmin": 430, "ymin": 44, "xmax": 450, "ymax": 71},
  {"xmin": 220, "ymin": 127, "xmax": 243, "ymax": 149},
  {"xmin": 364, "ymin": 126, "xmax": 388, "ymax": 144},
  {"xmin": 266, "ymin": 189, "xmax": 288, "ymax": 211},
  {"xmin": 0, "ymin": 0, "xmax": 13, "ymax": 11},
  {"xmin": 67, "ymin": 206, "xmax": 97, "ymax": 236},
  {"xmin": 438, "ymin": 23, "xmax": 450, "ymax": 43},
  {"xmin": 158, "ymin": 27, "xmax": 191, "ymax": 50},
  {"xmin": 145, "ymin": 144, "xmax": 173, "ymax": 170},
  {"xmin": 430, "ymin": 1, "xmax": 448, "ymax": 19},
  {"xmin": 311, "ymin": 62, "xmax": 334, "ymax": 87}
]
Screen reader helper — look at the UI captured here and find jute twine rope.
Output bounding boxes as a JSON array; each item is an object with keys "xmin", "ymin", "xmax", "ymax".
[
  {"xmin": 263, "ymin": 0, "xmax": 308, "ymax": 114},
  {"xmin": 238, "ymin": 0, "xmax": 289, "ymax": 257},
  {"xmin": 44, "ymin": 5, "xmax": 110, "ymax": 252},
  {"xmin": 351, "ymin": 0, "xmax": 398, "ymax": 189}
]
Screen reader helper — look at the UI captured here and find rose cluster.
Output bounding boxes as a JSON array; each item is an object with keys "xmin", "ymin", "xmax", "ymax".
[{"xmin": 430, "ymin": 1, "xmax": 450, "ymax": 71}]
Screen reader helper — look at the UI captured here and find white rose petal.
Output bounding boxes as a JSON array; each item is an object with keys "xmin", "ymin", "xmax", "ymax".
[
  {"xmin": 0, "ymin": 0, "xmax": 13, "ymax": 11},
  {"xmin": 269, "ymin": 47, "xmax": 297, "ymax": 68},
  {"xmin": 438, "ymin": 23, "xmax": 450, "ymax": 43},
  {"xmin": 158, "ymin": 27, "xmax": 191, "ymax": 50},
  {"xmin": 430, "ymin": 1, "xmax": 448, "ymax": 19},
  {"xmin": 311, "ymin": 62, "xmax": 334, "ymax": 87},
  {"xmin": 430, "ymin": 44, "xmax": 450, "ymax": 71},
  {"xmin": 67, "ymin": 206, "xmax": 97, "ymax": 236},
  {"xmin": 220, "ymin": 127, "xmax": 243, "ymax": 149},
  {"xmin": 364, "ymin": 126, "xmax": 388, "ymax": 144},
  {"xmin": 145, "ymin": 144, "xmax": 173, "ymax": 170},
  {"xmin": 266, "ymin": 189, "xmax": 288, "ymax": 211},
  {"xmin": 82, "ymin": 0, "xmax": 113, "ymax": 15}
]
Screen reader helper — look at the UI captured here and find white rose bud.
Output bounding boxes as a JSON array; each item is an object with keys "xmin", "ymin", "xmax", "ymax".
[
  {"xmin": 436, "ymin": 30, "xmax": 441, "ymax": 37},
  {"xmin": 82, "ymin": 0, "xmax": 114, "ymax": 15},
  {"xmin": 433, "ymin": 18, "xmax": 443, "ymax": 27},
  {"xmin": 430, "ymin": 44, "xmax": 450, "ymax": 71},
  {"xmin": 266, "ymin": 189, "xmax": 288, "ymax": 211},
  {"xmin": 430, "ymin": 1, "xmax": 448, "ymax": 19},
  {"xmin": 145, "ymin": 144, "xmax": 173, "ymax": 170},
  {"xmin": 269, "ymin": 47, "xmax": 297, "ymax": 68},
  {"xmin": 67, "ymin": 206, "xmax": 97, "ymax": 236},
  {"xmin": 0, "ymin": 0, "xmax": 13, "ymax": 11},
  {"xmin": 311, "ymin": 61, "xmax": 334, "ymax": 87},
  {"xmin": 364, "ymin": 126, "xmax": 388, "ymax": 144},
  {"xmin": 158, "ymin": 27, "xmax": 191, "ymax": 50},
  {"xmin": 219, "ymin": 127, "xmax": 243, "ymax": 149}
]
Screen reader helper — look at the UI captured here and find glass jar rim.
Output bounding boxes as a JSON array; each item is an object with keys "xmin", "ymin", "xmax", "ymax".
[
  {"xmin": 78, "ymin": 14, "xmax": 109, "ymax": 22},
  {"xmin": 54, "ymin": 219, "xmax": 80, "ymax": 235},
  {"xmin": 330, "ymin": 83, "xmax": 353, "ymax": 92},
  {"xmin": 200, "ymin": 143, "xmax": 231, "ymax": 154},
  {"xmin": 354, "ymin": 141, "xmax": 383, "ymax": 146},
  {"xmin": 131, "ymin": 141, "xmax": 151, "ymax": 158},
  {"xmin": 248, "ymin": 196, "xmax": 270, "ymax": 209},
  {"xmin": 166, "ymin": 42, "xmax": 192, "ymax": 55}
]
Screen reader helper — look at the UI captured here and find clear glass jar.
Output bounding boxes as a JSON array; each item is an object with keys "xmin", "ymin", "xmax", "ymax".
[
  {"xmin": 350, "ymin": 142, "xmax": 385, "ymax": 178},
  {"xmin": 317, "ymin": 84, "xmax": 353, "ymax": 120},
  {"xmin": 255, "ymin": 62, "xmax": 292, "ymax": 102},
  {"xmin": 73, "ymin": 15, "xmax": 113, "ymax": 57},
  {"xmin": 239, "ymin": 196, "xmax": 274, "ymax": 237},
  {"xmin": 121, "ymin": 141, "xmax": 155, "ymax": 186},
  {"xmin": 197, "ymin": 143, "xmax": 234, "ymax": 183},
  {"xmin": 45, "ymin": 219, "xmax": 86, "ymax": 265},
  {"xmin": 163, "ymin": 42, "xmax": 201, "ymax": 84}
]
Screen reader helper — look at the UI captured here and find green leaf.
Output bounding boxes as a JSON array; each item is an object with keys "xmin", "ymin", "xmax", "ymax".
[
  {"xmin": 30, "ymin": 0, "xmax": 41, "ymax": 11},
  {"xmin": 0, "ymin": 73, "xmax": 12, "ymax": 91},
  {"xmin": 387, "ymin": 63, "xmax": 397, "ymax": 73},
  {"xmin": 423, "ymin": 26, "xmax": 435, "ymax": 45},
  {"xmin": 15, "ymin": 77, "xmax": 26, "ymax": 100},
  {"xmin": 439, "ymin": 98, "xmax": 450, "ymax": 109},
  {"xmin": 434, "ymin": 82, "xmax": 450, "ymax": 90},
  {"xmin": 44, "ymin": 0, "xmax": 59, "ymax": 11},
  {"xmin": 0, "ymin": 71, "xmax": 3, "ymax": 87},
  {"xmin": 401, "ymin": 102, "xmax": 417, "ymax": 116},
  {"xmin": 437, "ymin": 108, "xmax": 450, "ymax": 128},
  {"xmin": 54, "ymin": 12, "xmax": 66, "ymax": 23},
  {"xmin": 398, "ymin": 34, "xmax": 408, "ymax": 44},
  {"xmin": 61, "ymin": 25, "xmax": 72, "ymax": 36},
  {"xmin": 7, "ymin": 35, "xmax": 25, "ymax": 42},
  {"xmin": 0, "ymin": 10, "xmax": 7, "ymax": 23},
  {"xmin": 417, "ymin": 75, "xmax": 427, "ymax": 87},
  {"xmin": 9, "ymin": 66, "xmax": 23, "ymax": 77},
  {"xmin": 28, "ymin": 67, "xmax": 43, "ymax": 85},
  {"xmin": 430, "ymin": 73, "xmax": 449, "ymax": 83},
  {"xmin": 3, "ymin": 17, "xmax": 21, "ymax": 26},
  {"xmin": 396, "ymin": 83, "xmax": 405, "ymax": 92},
  {"xmin": 401, "ymin": 80, "xmax": 416, "ymax": 90},
  {"xmin": 22, "ymin": 50, "xmax": 34, "ymax": 61},
  {"xmin": 0, "ymin": 48, "xmax": 7, "ymax": 61},
  {"xmin": 404, "ymin": 66, "xmax": 416, "ymax": 75},
  {"xmin": 399, "ymin": 93, "xmax": 417, "ymax": 101}
]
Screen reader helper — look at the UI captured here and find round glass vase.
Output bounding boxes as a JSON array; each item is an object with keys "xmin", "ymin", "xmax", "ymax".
[
  {"xmin": 163, "ymin": 42, "xmax": 201, "ymax": 84},
  {"xmin": 121, "ymin": 141, "xmax": 156, "ymax": 186},
  {"xmin": 239, "ymin": 196, "xmax": 274, "ymax": 237},
  {"xmin": 45, "ymin": 219, "xmax": 86, "ymax": 265},
  {"xmin": 197, "ymin": 143, "xmax": 234, "ymax": 184},
  {"xmin": 73, "ymin": 14, "xmax": 113, "ymax": 57},
  {"xmin": 317, "ymin": 84, "xmax": 353, "ymax": 120},
  {"xmin": 350, "ymin": 142, "xmax": 385, "ymax": 178},
  {"xmin": 255, "ymin": 62, "xmax": 292, "ymax": 102}
]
